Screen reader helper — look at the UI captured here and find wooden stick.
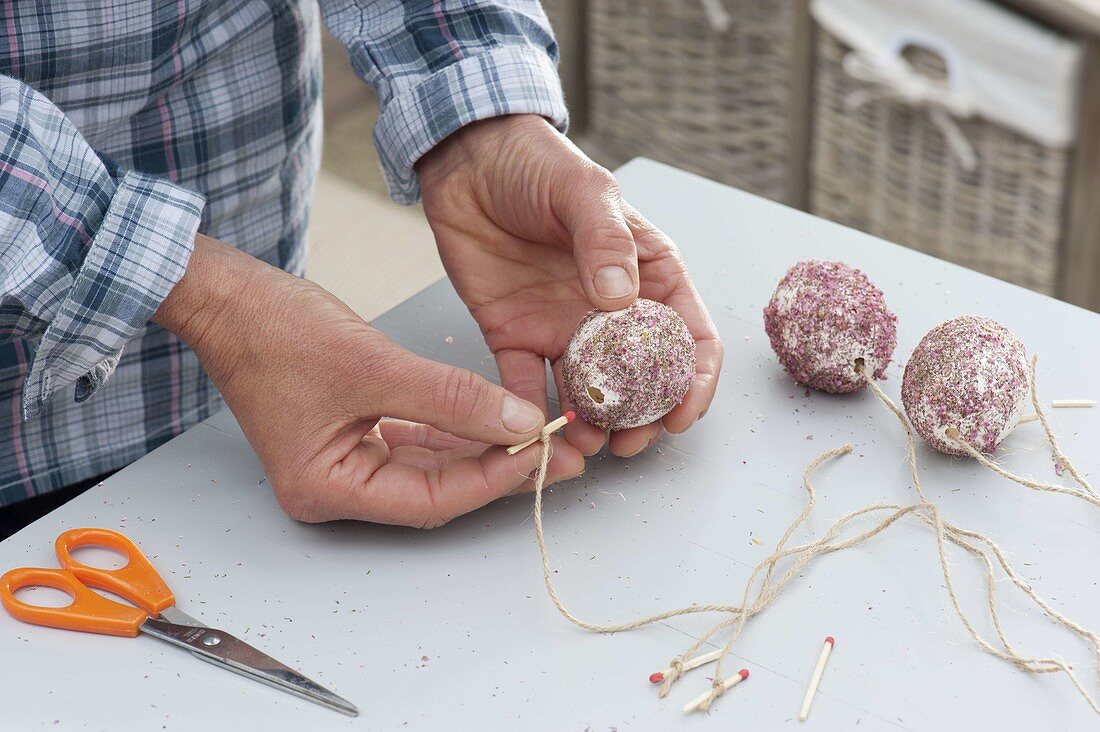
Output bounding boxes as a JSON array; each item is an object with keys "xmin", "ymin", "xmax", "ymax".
[
  {"xmin": 649, "ymin": 648, "xmax": 724, "ymax": 684},
  {"xmin": 1018, "ymin": 399, "xmax": 1096, "ymax": 424},
  {"xmin": 506, "ymin": 411, "xmax": 575, "ymax": 455},
  {"xmin": 799, "ymin": 637, "xmax": 835, "ymax": 722},
  {"xmin": 1052, "ymin": 399, "xmax": 1097, "ymax": 408},
  {"xmin": 682, "ymin": 669, "xmax": 749, "ymax": 713}
]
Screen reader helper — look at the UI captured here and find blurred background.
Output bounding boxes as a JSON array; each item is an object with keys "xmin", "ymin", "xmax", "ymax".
[{"xmin": 308, "ymin": 0, "xmax": 1100, "ymax": 317}]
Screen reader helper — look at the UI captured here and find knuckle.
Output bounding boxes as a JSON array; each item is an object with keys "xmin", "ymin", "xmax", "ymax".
[
  {"xmin": 631, "ymin": 216, "xmax": 662, "ymax": 242},
  {"xmin": 588, "ymin": 237, "xmax": 636, "ymax": 261},
  {"xmin": 584, "ymin": 164, "xmax": 619, "ymax": 195},
  {"xmin": 712, "ymin": 337, "xmax": 726, "ymax": 362},
  {"xmin": 415, "ymin": 471, "xmax": 450, "ymax": 530},
  {"xmin": 436, "ymin": 368, "xmax": 491, "ymax": 424},
  {"xmin": 507, "ymin": 375, "xmax": 544, "ymax": 403},
  {"xmin": 363, "ymin": 341, "xmax": 409, "ymax": 391}
]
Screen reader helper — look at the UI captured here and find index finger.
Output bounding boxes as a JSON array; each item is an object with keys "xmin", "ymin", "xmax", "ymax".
[{"xmin": 624, "ymin": 205, "xmax": 723, "ymax": 434}]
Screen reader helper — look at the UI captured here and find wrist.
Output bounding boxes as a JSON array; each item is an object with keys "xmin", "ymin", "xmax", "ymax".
[
  {"xmin": 417, "ymin": 114, "xmax": 557, "ymax": 190},
  {"xmin": 153, "ymin": 233, "xmax": 271, "ymax": 364}
]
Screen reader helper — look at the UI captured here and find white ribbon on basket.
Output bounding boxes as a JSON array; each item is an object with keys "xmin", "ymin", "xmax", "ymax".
[
  {"xmin": 841, "ymin": 50, "xmax": 980, "ymax": 171},
  {"xmin": 698, "ymin": 0, "xmax": 731, "ymax": 32}
]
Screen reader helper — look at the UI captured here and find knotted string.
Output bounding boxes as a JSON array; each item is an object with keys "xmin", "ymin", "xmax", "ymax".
[
  {"xmin": 529, "ymin": 360, "xmax": 1100, "ymax": 715},
  {"xmin": 842, "ymin": 51, "xmax": 979, "ymax": 171}
]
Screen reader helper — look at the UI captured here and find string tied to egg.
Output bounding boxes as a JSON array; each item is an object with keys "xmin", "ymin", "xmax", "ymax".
[
  {"xmin": 862, "ymin": 364, "xmax": 1100, "ymax": 710},
  {"xmin": 531, "ymin": 418, "xmax": 1100, "ymax": 716},
  {"xmin": 900, "ymin": 315, "xmax": 1096, "ymax": 506},
  {"xmin": 668, "ymin": 364, "xmax": 1100, "ymax": 713},
  {"xmin": 944, "ymin": 355, "xmax": 1097, "ymax": 506},
  {"xmin": 524, "ymin": 263, "xmax": 1100, "ymax": 717}
]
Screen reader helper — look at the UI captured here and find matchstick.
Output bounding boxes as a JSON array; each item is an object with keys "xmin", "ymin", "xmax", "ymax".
[
  {"xmin": 799, "ymin": 636, "xmax": 835, "ymax": 722},
  {"xmin": 1016, "ymin": 400, "xmax": 1095, "ymax": 422},
  {"xmin": 681, "ymin": 669, "xmax": 749, "ymax": 713},
  {"xmin": 649, "ymin": 649, "xmax": 724, "ymax": 684},
  {"xmin": 1052, "ymin": 399, "xmax": 1097, "ymax": 408},
  {"xmin": 506, "ymin": 411, "xmax": 576, "ymax": 455}
]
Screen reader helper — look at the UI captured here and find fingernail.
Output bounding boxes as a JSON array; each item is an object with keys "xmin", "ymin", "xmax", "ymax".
[
  {"xmin": 594, "ymin": 265, "xmax": 633, "ymax": 299},
  {"xmin": 503, "ymin": 395, "xmax": 543, "ymax": 434}
]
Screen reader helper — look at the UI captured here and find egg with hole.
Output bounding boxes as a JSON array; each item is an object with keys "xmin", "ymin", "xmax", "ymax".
[
  {"xmin": 560, "ymin": 299, "xmax": 695, "ymax": 430},
  {"xmin": 763, "ymin": 260, "xmax": 897, "ymax": 394},
  {"xmin": 902, "ymin": 315, "xmax": 1029, "ymax": 455}
]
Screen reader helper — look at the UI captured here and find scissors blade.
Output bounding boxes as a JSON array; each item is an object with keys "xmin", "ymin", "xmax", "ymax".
[
  {"xmin": 140, "ymin": 617, "xmax": 358, "ymax": 717},
  {"xmin": 158, "ymin": 606, "xmax": 207, "ymax": 628}
]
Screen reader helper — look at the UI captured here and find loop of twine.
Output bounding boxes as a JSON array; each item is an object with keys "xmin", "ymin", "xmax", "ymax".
[
  {"xmin": 699, "ymin": 678, "xmax": 725, "ymax": 713},
  {"xmin": 529, "ymin": 355, "xmax": 1100, "ymax": 715},
  {"xmin": 862, "ymin": 362, "xmax": 1100, "ymax": 711},
  {"xmin": 841, "ymin": 51, "xmax": 979, "ymax": 171},
  {"xmin": 658, "ymin": 658, "xmax": 683, "ymax": 698}
]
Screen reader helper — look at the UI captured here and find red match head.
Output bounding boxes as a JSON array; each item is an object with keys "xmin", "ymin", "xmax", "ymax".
[
  {"xmin": 739, "ymin": 669, "xmax": 750, "ymax": 680},
  {"xmin": 649, "ymin": 672, "xmax": 664, "ymax": 684},
  {"xmin": 825, "ymin": 636, "xmax": 835, "ymax": 646},
  {"xmin": 564, "ymin": 410, "xmax": 576, "ymax": 423}
]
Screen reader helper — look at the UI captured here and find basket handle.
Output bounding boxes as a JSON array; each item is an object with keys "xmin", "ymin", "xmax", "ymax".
[
  {"xmin": 840, "ymin": 48, "xmax": 979, "ymax": 171},
  {"xmin": 698, "ymin": 0, "xmax": 731, "ymax": 32}
]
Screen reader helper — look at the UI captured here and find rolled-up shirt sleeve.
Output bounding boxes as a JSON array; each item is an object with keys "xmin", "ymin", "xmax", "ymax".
[
  {"xmin": 321, "ymin": 0, "xmax": 569, "ymax": 204},
  {"xmin": 0, "ymin": 75, "xmax": 204, "ymax": 419}
]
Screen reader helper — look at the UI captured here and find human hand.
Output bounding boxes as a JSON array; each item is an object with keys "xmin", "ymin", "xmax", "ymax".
[
  {"xmin": 154, "ymin": 234, "xmax": 584, "ymax": 527},
  {"xmin": 417, "ymin": 115, "xmax": 722, "ymax": 458}
]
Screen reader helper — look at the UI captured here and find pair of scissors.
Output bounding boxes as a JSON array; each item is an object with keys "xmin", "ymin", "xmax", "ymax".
[{"xmin": 0, "ymin": 527, "xmax": 358, "ymax": 717}]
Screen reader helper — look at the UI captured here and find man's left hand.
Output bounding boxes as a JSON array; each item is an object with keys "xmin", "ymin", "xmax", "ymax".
[{"xmin": 417, "ymin": 115, "xmax": 723, "ymax": 458}]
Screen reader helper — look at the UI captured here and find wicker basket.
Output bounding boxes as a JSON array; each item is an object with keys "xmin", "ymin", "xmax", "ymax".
[
  {"xmin": 585, "ymin": 0, "xmax": 798, "ymax": 203},
  {"xmin": 539, "ymin": 0, "xmax": 583, "ymax": 123},
  {"xmin": 539, "ymin": 0, "xmax": 573, "ymax": 29},
  {"xmin": 810, "ymin": 33, "xmax": 1076, "ymax": 295}
]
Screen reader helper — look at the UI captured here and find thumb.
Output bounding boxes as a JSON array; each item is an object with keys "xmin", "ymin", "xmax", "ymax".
[
  {"xmin": 375, "ymin": 347, "xmax": 546, "ymax": 445},
  {"xmin": 555, "ymin": 165, "xmax": 639, "ymax": 310}
]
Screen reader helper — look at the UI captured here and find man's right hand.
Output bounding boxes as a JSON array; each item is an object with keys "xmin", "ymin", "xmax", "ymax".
[{"xmin": 153, "ymin": 234, "xmax": 585, "ymax": 527}]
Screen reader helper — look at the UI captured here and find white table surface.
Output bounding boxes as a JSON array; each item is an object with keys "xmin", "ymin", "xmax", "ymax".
[{"xmin": 3, "ymin": 158, "xmax": 1100, "ymax": 731}]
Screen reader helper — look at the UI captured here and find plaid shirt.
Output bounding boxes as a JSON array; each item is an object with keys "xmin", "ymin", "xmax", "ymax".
[{"xmin": 0, "ymin": 0, "xmax": 566, "ymax": 507}]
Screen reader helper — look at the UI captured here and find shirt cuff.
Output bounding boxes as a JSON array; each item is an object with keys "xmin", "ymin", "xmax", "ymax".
[
  {"xmin": 22, "ymin": 171, "xmax": 204, "ymax": 419},
  {"xmin": 375, "ymin": 44, "xmax": 569, "ymax": 205}
]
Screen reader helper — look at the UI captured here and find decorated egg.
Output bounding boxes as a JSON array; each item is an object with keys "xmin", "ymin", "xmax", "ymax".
[
  {"xmin": 763, "ymin": 260, "xmax": 897, "ymax": 393},
  {"xmin": 902, "ymin": 315, "xmax": 1029, "ymax": 455},
  {"xmin": 561, "ymin": 299, "xmax": 695, "ymax": 430}
]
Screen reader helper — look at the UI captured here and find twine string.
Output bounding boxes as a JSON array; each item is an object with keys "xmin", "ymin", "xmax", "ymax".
[
  {"xmin": 529, "ymin": 356, "xmax": 1100, "ymax": 714},
  {"xmin": 533, "ymin": 434, "xmax": 743, "ymax": 633},
  {"xmin": 947, "ymin": 355, "xmax": 1096, "ymax": 502},
  {"xmin": 863, "ymin": 365, "xmax": 1100, "ymax": 704}
]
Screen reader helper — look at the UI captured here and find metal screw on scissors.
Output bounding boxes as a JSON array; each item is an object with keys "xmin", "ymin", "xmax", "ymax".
[{"xmin": 0, "ymin": 527, "xmax": 358, "ymax": 717}]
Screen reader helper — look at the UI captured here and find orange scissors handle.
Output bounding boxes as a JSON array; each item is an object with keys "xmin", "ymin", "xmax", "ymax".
[
  {"xmin": 54, "ymin": 528, "xmax": 175, "ymax": 616},
  {"xmin": 0, "ymin": 567, "xmax": 146, "ymax": 637}
]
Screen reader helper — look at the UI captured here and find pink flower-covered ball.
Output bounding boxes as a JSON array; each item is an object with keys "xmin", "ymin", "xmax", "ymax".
[
  {"xmin": 763, "ymin": 260, "xmax": 897, "ymax": 394},
  {"xmin": 902, "ymin": 316, "xmax": 1029, "ymax": 456},
  {"xmin": 561, "ymin": 299, "xmax": 696, "ymax": 430}
]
